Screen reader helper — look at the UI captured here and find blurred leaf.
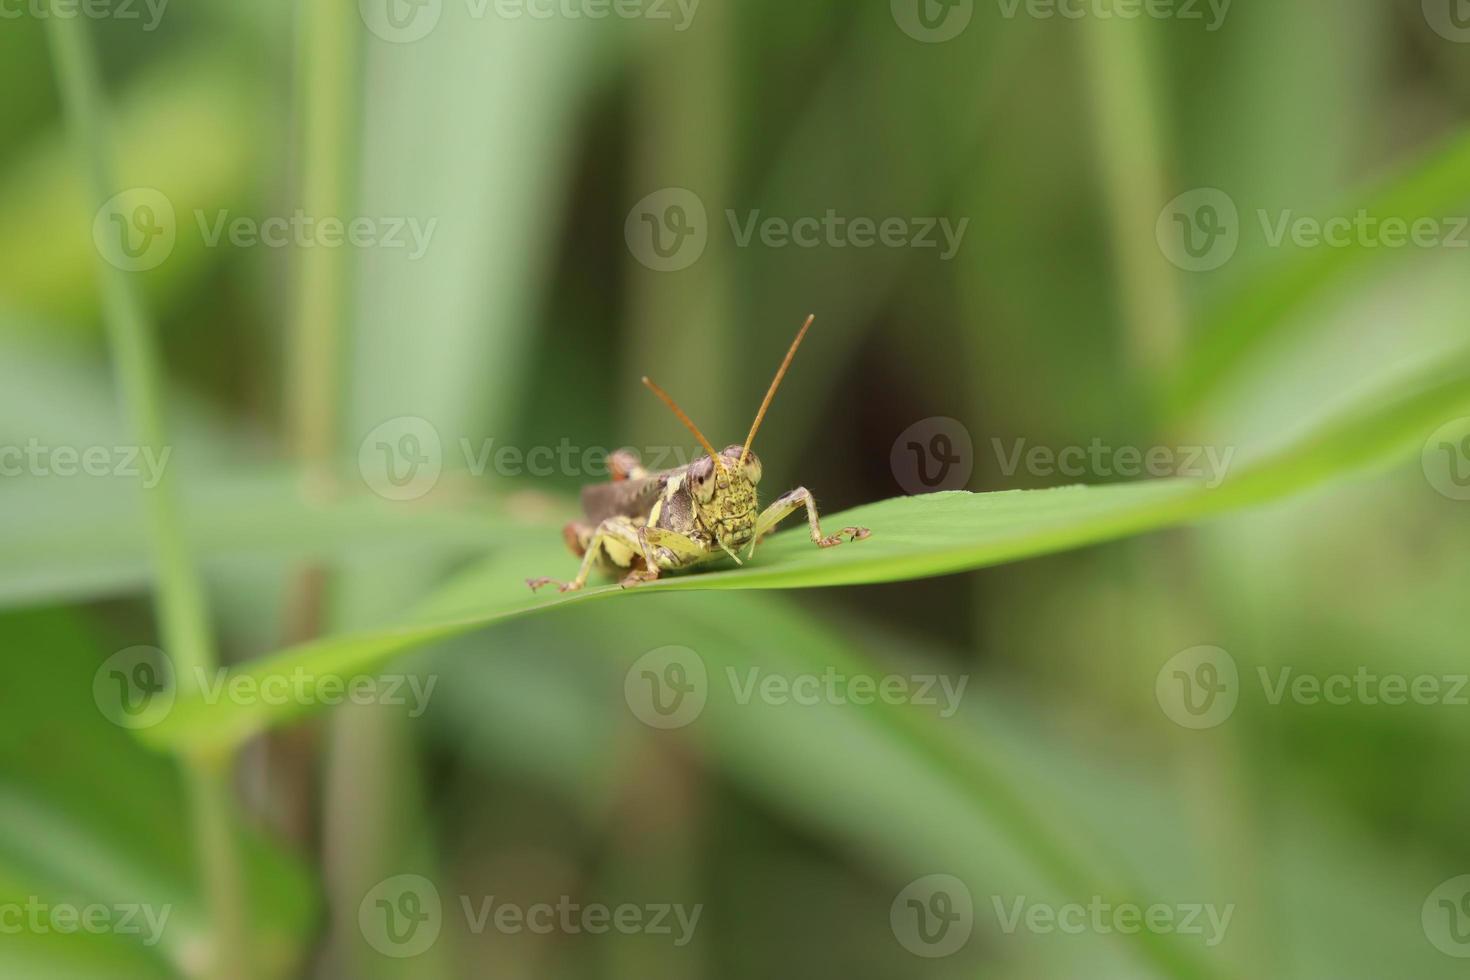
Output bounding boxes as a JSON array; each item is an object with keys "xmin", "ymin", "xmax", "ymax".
[
  {"xmin": 474, "ymin": 589, "xmax": 1225, "ymax": 979},
  {"xmin": 1170, "ymin": 128, "xmax": 1470, "ymax": 419},
  {"xmin": 143, "ymin": 356, "xmax": 1470, "ymax": 752},
  {"xmin": 323, "ymin": 12, "xmax": 610, "ymax": 979},
  {"xmin": 0, "ymin": 47, "xmax": 266, "ymax": 327},
  {"xmin": 0, "ymin": 609, "xmax": 314, "ymax": 978},
  {"xmin": 0, "ymin": 471, "xmax": 532, "ymax": 608}
]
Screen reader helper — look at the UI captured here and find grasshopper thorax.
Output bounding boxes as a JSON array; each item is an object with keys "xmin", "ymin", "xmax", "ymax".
[{"xmin": 690, "ymin": 445, "xmax": 763, "ymax": 548}]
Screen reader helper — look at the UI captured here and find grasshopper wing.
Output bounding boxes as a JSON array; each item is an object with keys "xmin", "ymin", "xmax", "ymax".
[{"xmin": 580, "ymin": 470, "xmax": 679, "ymax": 524}]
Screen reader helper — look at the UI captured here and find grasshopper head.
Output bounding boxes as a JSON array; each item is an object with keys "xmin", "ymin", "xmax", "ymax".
[
  {"xmin": 690, "ymin": 446, "xmax": 762, "ymax": 550},
  {"xmin": 643, "ymin": 313, "xmax": 814, "ymax": 563}
]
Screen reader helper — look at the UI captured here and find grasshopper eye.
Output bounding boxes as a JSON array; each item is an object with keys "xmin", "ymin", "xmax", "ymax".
[
  {"xmin": 743, "ymin": 455, "xmax": 762, "ymax": 485},
  {"xmin": 692, "ymin": 460, "xmax": 717, "ymax": 503}
]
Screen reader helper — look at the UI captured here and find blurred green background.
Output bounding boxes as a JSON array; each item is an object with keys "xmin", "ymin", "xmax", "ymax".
[{"xmin": 3, "ymin": 0, "xmax": 1470, "ymax": 977}]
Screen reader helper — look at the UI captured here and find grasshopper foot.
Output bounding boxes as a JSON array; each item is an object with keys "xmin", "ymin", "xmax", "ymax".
[
  {"xmin": 619, "ymin": 568, "xmax": 660, "ymax": 589},
  {"xmin": 818, "ymin": 526, "xmax": 870, "ymax": 549},
  {"xmin": 527, "ymin": 577, "xmax": 582, "ymax": 593}
]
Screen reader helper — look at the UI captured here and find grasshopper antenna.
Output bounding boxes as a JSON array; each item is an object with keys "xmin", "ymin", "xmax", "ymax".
[
  {"xmin": 642, "ymin": 376, "xmax": 728, "ymax": 473},
  {"xmin": 739, "ymin": 313, "xmax": 814, "ymax": 468}
]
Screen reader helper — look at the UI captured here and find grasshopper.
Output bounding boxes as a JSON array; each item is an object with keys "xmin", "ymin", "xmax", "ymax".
[{"xmin": 527, "ymin": 314, "xmax": 870, "ymax": 593}]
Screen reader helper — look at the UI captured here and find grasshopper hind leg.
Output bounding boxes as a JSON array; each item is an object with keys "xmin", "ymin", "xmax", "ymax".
[
  {"xmin": 608, "ymin": 449, "xmax": 647, "ymax": 482},
  {"xmin": 529, "ymin": 520, "xmax": 596, "ymax": 590},
  {"xmin": 525, "ymin": 522, "xmax": 599, "ymax": 592},
  {"xmin": 563, "ymin": 521, "xmax": 594, "ymax": 557}
]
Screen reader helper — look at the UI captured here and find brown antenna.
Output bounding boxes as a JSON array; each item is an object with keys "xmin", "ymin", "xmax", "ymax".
[
  {"xmin": 642, "ymin": 376, "xmax": 728, "ymax": 473},
  {"xmin": 739, "ymin": 314, "xmax": 814, "ymax": 467}
]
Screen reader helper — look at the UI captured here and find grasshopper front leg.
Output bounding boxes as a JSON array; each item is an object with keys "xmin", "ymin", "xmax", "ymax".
[
  {"xmin": 614, "ymin": 526, "xmax": 711, "ymax": 588},
  {"xmin": 755, "ymin": 487, "xmax": 870, "ymax": 550}
]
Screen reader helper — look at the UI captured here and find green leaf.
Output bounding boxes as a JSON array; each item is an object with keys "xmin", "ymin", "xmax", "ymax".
[
  {"xmin": 0, "ymin": 471, "xmax": 527, "ymax": 608},
  {"xmin": 0, "ymin": 47, "xmax": 266, "ymax": 328},
  {"xmin": 142, "ymin": 357, "xmax": 1470, "ymax": 754},
  {"xmin": 451, "ymin": 589, "xmax": 1228, "ymax": 979},
  {"xmin": 0, "ymin": 609, "xmax": 316, "ymax": 979},
  {"xmin": 1168, "ymin": 129, "xmax": 1470, "ymax": 418}
]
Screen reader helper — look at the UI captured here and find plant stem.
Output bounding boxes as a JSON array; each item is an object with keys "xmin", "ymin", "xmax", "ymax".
[
  {"xmin": 44, "ymin": 10, "xmax": 248, "ymax": 980},
  {"xmin": 288, "ymin": 0, "xmax": 356, "ymax": 471},
  {"xmin": 1080, "ymin": 15, "xmax": 1186, "ymax": 386}
]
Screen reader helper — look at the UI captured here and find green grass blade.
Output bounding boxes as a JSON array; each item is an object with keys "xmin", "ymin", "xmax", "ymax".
[
  {"xmin": 45, "ymin": 13, "xmax": 249, "ymax": 978},
  {"xmin": 1169, "ymin": 128, "xmax": 1470, "ymax": 419},
  {"xmin": 0, "ymin": 472, "xmax": 528, "ymax": 608},
  {"xmin": 141, "ymin": 356, "xmax": 1470, "ymax": 752}
]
